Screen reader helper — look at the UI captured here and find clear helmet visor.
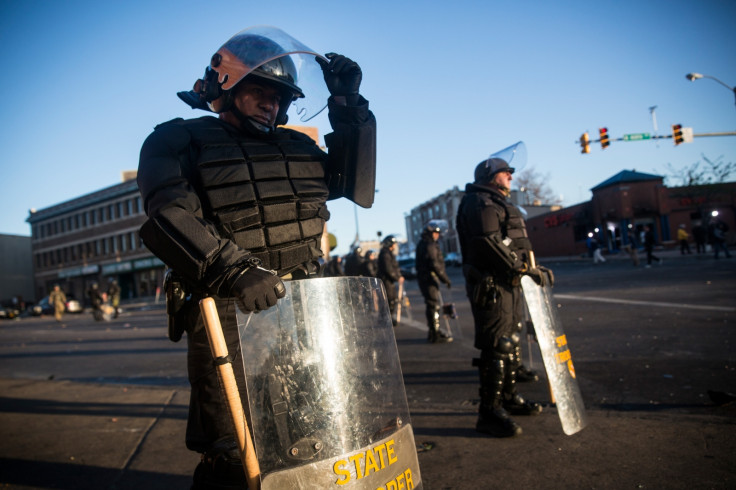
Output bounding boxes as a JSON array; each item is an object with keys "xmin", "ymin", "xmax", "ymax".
[
  {"xmin": 211, "ymin": 25, "xmax": 328, "ymax": 122},
  {"xmin": 488, "ymin": 140, "xmax": 527, "ymax": 173}
]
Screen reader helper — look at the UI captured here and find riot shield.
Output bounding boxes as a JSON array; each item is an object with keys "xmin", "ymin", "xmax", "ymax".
[
  {"xmin": 520, "ymin": 276, "xmax": 588, "ymax": 435},
  {"xmin": 237, "ymin": 277, "xmax": 423, "ymax": 489}
]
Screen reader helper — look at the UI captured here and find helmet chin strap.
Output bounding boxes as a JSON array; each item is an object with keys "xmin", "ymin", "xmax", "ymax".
[
  {"xmin": 493, "ymin": 182, "xmax": 511, "ymax": 197},
  {"xmin": 226, "ymin": 95, "xmax": 292, "ymax": 134}
]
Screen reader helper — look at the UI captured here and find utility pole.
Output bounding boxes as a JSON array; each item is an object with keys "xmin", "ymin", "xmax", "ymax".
[{"xmin": 649, "ymin": 106, "xmax": 659, "ymax": 147}]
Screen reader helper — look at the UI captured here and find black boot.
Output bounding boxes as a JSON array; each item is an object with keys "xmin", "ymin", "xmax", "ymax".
[
  {"xmin": 191, "ymin": 439, "xmax": 248, "ymax": 490},
  {"xmin": 503, "ymin": 351, "xmax": 542, "ymax": 416},
  {"xmin": 427, "ymin": 309, "xmax": 452, "ymax": 343},
  {"xmin": 476, "ymin": 354, "xmax": 521, "ymax": 437},
  {"xmin": 514, "ymin": 344, "xmax": 539, "ymax": 382}
]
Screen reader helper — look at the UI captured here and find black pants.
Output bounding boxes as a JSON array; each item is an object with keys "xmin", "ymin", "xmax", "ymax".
[{"xmin": 466, "ymin": 280, "xmax": 522, "ymax": 351}]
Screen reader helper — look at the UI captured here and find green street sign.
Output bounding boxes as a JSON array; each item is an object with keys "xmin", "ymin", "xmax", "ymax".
[{"xmin": 622, "ymin": 133, "xmax": 651, "ymax": 141}]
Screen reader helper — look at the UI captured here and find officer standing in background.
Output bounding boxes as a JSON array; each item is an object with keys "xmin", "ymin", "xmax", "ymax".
[
  {"xmin": 343, "ymin": 246, "xmax": 365, "ymax": 276},
  {"xmin": 377, "ymin": 235, "xmax": 403, "ymax": 325},
  {"xmin": 456, "ymin": 151, "xmax": 549, "ymax": 438},
  {"xmin": 415, "ymin": 222, "xmax": 453, "ymax": 343},
  {"xmin": 137, "ymin": 26, "xmax": 376, "ymax": 489}
]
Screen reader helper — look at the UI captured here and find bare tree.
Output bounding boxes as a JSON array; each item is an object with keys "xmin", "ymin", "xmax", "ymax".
[
  {"xmin": 664, "ymin": 154, "xmax": 735, "ymax": 186},
  {"xmin": 513, "ymin": 166, "xmax": 563, "ymax": 205}
]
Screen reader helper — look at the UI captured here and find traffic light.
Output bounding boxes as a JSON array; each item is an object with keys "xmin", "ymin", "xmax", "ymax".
[
  {"xmin": 672, "ymin": 124, "xmax": 684, "ymax": 145},
  {"xmin": 580, "ymin": 132, "xmax": 590, "ymax": 154},
  {"xmin": 599, "ymin": 127, "xmax": 610, "ymax": 149}
]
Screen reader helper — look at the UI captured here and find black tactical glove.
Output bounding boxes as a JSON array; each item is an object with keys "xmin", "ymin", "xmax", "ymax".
[
  {"xmin": 230, "ymin": 267, "xmax": 286, "ymax": 312},
  {"xmin": 316, "ymin": 53, "xmax": 362, "ymax": 96},
  {"xmin": 526, "ymin": 267, "xmax": 547, "ymax": 287},
  {"xmin": 538, "ymin": 265, "xmax": 555, "ymax": 287}
]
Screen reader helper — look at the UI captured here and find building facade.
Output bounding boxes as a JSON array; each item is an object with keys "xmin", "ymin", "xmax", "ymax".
[{"xmin": 26, "ymin": 177, "xmax": 165, "ymax": 305}]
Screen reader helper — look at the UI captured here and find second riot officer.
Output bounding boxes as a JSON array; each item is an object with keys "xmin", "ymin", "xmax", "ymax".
[
  {"xmin": 137, "ymin": 26, "xmax": 376, "ymax": 489},
  {"xmin": 377, "ymin": 235, "xmax": 403, "ymax": 324},
  {"xmin": 456, "ymin": 149, "xmax": 550, "ymax": 438},
  {"xmin": 415, "ymin": 221, "xmax": 453, "ymax": 343}
]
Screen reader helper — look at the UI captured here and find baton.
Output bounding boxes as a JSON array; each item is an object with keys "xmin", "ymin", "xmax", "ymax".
[
  {"xmin": 199, "ymin": 297, "xmax": 261, "ymax": 490},
  {"xmin": 396, "ymin": 280, "xmax": 404, "ymax": 323}
]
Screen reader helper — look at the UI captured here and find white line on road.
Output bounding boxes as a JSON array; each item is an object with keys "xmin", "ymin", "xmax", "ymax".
[{"xmin": 554, "ymin": 294, "xmax": 736, "ymax": 312}]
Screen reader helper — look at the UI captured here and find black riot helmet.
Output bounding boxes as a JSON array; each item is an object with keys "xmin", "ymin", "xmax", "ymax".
[
  {"xmin": 474, "ymin": 158, "xmax": 515, "ymax": 184},
  {"xmin": 382, "ymin": 235, "xmax": 398, "ymax": 247},
  {"xmin": 177, "ymin": 26, "xmax": 329, "ymax": 130}
]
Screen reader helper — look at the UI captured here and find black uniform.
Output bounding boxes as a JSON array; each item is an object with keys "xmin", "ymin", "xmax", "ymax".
[
  {"xmin": 415, "ymin": 230, "xmax": 452, "ymax": 342},
  {"xmin": 457, "ymin": 181, "xmax": 541, "ymax": 436},
  {"xmin": 377, "ymin": 245, "xmax": 402, "ymax": 319},
  {"xmin": 137, "ymin": 97, "xmax": 375, "ymax": 459}
]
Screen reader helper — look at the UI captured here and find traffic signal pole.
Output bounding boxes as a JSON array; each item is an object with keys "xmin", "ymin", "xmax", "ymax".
[{"xmin": 577, "ymin": 128, "xmax": 736, "ymax": 152}]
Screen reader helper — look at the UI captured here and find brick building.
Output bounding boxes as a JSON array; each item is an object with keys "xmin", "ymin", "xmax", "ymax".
[
  {"xmin": 26, "ymin": 175, "xmax": 164, "ymax": 304},
  {"xmin": 525, "ymin": 170, "xmax": 736, "ymax": 258}
]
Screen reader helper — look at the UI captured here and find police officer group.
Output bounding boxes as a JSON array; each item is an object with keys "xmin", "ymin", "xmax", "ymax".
[{"xmin": 138, "ymin": 25, "xmax": 552, "ymax": 489}]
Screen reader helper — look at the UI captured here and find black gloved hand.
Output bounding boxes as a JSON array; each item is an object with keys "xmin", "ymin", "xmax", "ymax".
[
  {"xmin": 526, "ymin": 267, "xmax": 547, "ymax": 287},
  {"xmin": 538, "ymin": 265, "xmax": 555, "ymax": 287},
  {"xmin": 445, "ymin": 280, "xmax": 452, "ymax": 290},
  {"xmin": 231, "ymin": 267, "xmax": 286, "ymax": 312},
  {"xmin": 316, "ymin": 53, "xmax": 362, "ymax": 96}
]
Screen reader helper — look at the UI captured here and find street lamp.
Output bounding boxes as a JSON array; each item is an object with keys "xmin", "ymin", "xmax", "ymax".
[{"xmin": 685, "ymin": 72, "xmax": 736, "ymax": 108}]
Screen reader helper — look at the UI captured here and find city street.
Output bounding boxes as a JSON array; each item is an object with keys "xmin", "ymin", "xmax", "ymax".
[{"xmin": 0, "ymin": 250, "xmax": 735, "ymax": 489}]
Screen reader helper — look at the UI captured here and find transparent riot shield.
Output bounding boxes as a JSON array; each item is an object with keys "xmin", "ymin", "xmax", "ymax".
[
  {"xmin": 521, "ymin": 276, "xmax": 588, "ymax": 435},
  {"xmin": 237, "ymin": 277, "xmax": 422, "ymax": 489}
]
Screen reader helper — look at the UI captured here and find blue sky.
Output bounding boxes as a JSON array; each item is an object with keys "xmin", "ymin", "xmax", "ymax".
[{"xmin": 1, "ymin": 0, "xmax": 734, "ymax": 256}]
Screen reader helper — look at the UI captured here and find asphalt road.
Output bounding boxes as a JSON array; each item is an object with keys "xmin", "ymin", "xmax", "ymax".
[{"xmin": 0, "ymin": 250, "xmax": 735, "ymax": 489}]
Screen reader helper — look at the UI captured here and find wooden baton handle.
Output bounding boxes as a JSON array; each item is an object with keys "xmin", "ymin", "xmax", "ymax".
[{"xmin": 199, "ymin": 297, "xmax": 261, "ymax": 490}]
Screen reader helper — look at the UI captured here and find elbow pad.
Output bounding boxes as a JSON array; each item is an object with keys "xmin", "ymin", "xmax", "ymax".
[
  {"xmin": 483, "ymin": 234, "xmax": 523, "ymax": 273},
  {"xmin": 139, "ymin": 206, "xmax": 220, "ymax": 283}
]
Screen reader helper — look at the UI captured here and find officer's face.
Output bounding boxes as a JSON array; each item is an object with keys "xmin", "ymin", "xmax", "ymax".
[
  {"xmin": 494, "ymin": 170, "xmax": 513, "ymax": 189},
  {"xmin": 230, "ymin": 80, "xmax": 282, "ymax": 127}
]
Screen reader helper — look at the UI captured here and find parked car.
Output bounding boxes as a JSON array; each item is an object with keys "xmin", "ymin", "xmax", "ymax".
[
  {"xmin": 65, "ymin": 295, "xmax": 84, "ymax": 314},
  {"xmin": 0, "ymin": 305, "xmax": 21, "ymax": 319},
  {"xmin": 444, "ymin": 252, "xmax": 462, "ymax": 267}
]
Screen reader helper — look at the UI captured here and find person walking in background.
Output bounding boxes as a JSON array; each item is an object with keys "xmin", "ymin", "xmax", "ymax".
[
  {"xmin": 692, "ymin": 223, "xmax": 707, "ymax": 254},
  {"xmin": 644, "ymin": 225, "xmax": 662, "ymax": 268},
  {"xmin": 624, "ymin": 229, "xmax": 640, "ymax": 266},
  {"xmin": 49, "ymin": 284, "xmax": 67, "ymax": 322},
  {"xmin": 710, "ymin": 219, "xmax": 732, "ymax": 259},
  {"xmin": 590, "ymin": 234, "xmax": 606, "ymax": 264},
  {"xmin": 87, "ymin": 283, "xmax": 104, "ymax": 321},
  {"xmin": 107, "ymin": 280, "xmax": 121, "ymax": 318},
  {"xmin": 677, "ymin": 224, "xmax": 692, "ymax": 255}
]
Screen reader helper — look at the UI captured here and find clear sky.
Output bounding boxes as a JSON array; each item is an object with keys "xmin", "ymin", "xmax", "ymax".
[{"xmin": 1, "ymin": 0, "xmax": 734, "ymax": 256}]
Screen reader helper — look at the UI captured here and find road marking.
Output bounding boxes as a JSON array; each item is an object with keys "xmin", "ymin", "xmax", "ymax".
[{"xmin": 555, "ymin": 294, "xmax": 736, "ymax": 312}]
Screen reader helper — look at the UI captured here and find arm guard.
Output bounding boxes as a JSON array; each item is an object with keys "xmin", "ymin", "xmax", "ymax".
[
  {"xmin": 324, "ymin": 95, "xmax": 377, "ymax": 208},
  {"xmin": 481, "ymin": 234, "xmax": 524, "ymax": 275}
]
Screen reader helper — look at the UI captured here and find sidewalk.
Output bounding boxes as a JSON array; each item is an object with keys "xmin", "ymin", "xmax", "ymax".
[{"xmin": 1, "ymin": 345, "xmax": 735, "ymax": 489}]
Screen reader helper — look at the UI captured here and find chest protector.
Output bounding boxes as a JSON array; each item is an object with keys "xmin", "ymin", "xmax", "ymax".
[
  {"xmin": 489, "ymin": 191, "xmax": 533, "ymax": 260},
  {"xmin": 180, "ymin": 118, "xmax": 330, "ymax": 275}
]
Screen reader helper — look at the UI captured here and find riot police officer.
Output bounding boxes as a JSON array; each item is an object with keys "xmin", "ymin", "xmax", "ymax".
[
  {"xmin": 415, "ymin": 222, "xmax": 453, "ymax": 343},
  {"xmin": 456, "ymin": 155, "xmax": 549, "ymax": 437},
  {"xmin": 377, "ymin": 235, "xmax": 403, "ymax": 324},
  {"xmin": 137, "ymin": 26, "xmax": 376, "ymax": 488}
]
